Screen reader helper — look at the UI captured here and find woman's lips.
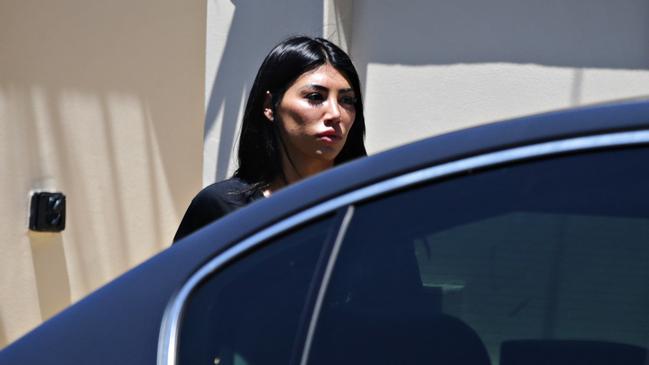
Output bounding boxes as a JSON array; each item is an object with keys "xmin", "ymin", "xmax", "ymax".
[{"xmin": 316, "ymin": 131, "xmax": 341, "ymax": 143}]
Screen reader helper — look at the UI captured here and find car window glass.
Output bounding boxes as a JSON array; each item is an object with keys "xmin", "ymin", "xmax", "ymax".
[
  {"xmin": 307, "ymin": 146, "xmax": 649, "ymax": 365},
  {"xmin": 177, "ymin": 216, "xmax": 336, "ymax": 365}
]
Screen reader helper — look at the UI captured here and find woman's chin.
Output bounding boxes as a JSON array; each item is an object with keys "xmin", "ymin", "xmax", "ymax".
[{"xmin": 313, "ymin": 147, "xmax": 341, "ymax": 162}]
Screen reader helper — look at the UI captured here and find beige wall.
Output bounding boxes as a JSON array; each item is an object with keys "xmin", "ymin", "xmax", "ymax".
[{"xmin": 0, "ymin": 0, "xmax": 205, "ymax": 347}]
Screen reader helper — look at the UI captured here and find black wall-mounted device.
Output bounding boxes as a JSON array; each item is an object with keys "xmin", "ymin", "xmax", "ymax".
[{"xmin": 29, "ymin": 192, "xmax": 66, "ymax": 232}]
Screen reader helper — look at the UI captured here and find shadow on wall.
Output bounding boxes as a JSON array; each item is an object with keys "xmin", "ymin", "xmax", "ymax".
[
  {"xmin": 2, "ymin": 0, "xmax": 204, "ymax": 218},
  {"xmin": 1, "ymin": 0, "xmax": 205, "ymax": 294},
  {"xmin": 0, "ymin": 318, "xmax": 5, "ymax": 347},
  {"xmin": 205, "ymin": 0, "xmax": 323, "ymax": 181},
  {"xmin": 28, "ymin": 232, "xmax": 72, "ymax": 321},
  {"xmin": 351, "ymin": 0, "xmax": 649, "ymax": 69}
]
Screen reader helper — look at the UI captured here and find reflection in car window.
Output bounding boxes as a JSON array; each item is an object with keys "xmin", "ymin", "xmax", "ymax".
[
  {"xmin": 177, "ymin": 216, "xmax": 335, "ymax": 365},
  {"xmin": 307, "ymin": 146, "xmax": 649, "ymax": 365}
]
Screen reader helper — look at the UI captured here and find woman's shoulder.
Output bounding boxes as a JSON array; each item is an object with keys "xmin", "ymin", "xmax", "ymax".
[
  {"xmin": 196, "ymin": 177, "xmax": 262, "ymax": 206},
  {"xmin": 200, "ymin": 177, "xmax": 249, "ymax": 194},
  {"xmin": 173, "ymin": 178, "xmax": 257, "ymax": 243}
]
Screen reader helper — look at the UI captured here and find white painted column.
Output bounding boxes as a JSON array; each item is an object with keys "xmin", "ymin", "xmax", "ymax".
[{"xmin": 323, "ymin": 0, "xmax": 353, "ymax": 52}]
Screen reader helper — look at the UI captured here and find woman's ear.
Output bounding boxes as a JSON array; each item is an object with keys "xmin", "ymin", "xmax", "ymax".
[{"xmin": 263, "ymin": 91, "xmax": 274, "ymax": 121}]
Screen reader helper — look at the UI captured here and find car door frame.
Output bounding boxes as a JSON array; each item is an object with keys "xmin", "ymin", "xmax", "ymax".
[{"xmin": 157, "ymin": 127, "xmax": 649, "ymax": 365}]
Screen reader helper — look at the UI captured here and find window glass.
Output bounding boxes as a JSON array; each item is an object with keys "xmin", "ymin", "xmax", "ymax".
[
  {"xmin": 177, "ymin": 216, "xmax": 335, "ymax": 365},
  {"xmin": 308, "ymin": 147, "xmax": 649, "ymax": 365}
]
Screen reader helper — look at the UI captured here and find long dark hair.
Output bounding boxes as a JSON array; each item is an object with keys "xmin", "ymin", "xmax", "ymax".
[{"xmin": 233, "ymin": 36, "xmax": 367, "ymax": 190}]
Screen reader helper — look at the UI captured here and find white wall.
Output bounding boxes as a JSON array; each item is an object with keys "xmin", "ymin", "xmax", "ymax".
[
  {"xmin": 204, "ymin": 0, "xmax": 649, "ymax": 180},
  {"xmin": 350, "ymin": 0, "xmax": 649, "ymax": 152},
  {"xmin": 203, "ymin": 0, "xmax": 325, "ymax": 183}
]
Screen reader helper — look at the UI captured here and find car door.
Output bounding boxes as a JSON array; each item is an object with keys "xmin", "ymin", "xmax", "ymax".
[
  {"xmin": 303, "ymin": 133, "xmax": 649, "ymax": 364},
  {"xmin": 166, "ymin": 213, "xmax": 349, "ymax": 365},
  {"xmin": 164, "ymin": 129, "xmax": 649, "ymax": 365}
]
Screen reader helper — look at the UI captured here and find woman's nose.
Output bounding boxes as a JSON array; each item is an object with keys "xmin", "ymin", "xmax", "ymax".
[{"xmin": 325, "ymin": 98, "xmax": 342, "ymax": 121}]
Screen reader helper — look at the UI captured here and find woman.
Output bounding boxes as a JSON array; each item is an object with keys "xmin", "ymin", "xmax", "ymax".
[{"xmin": 173, "ymin": 36, "xmax": 366, "ymax": 242}]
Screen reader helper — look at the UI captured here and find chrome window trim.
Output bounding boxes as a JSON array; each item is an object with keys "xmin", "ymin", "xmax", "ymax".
[
  {"xmin": 158, "ymin": 129, "xmax": 649, "ymax": 365},
  {"xmin": 299, "ymin": 206, "xmax": 354, "ymax": 365}
]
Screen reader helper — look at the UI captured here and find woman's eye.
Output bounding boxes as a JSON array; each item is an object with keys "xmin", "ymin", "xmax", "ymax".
[
  {"xmin": 340, "ymin": 95, "xmax": 357, "ymax": 106},
  {"xmin": 306, "ymin": 93, "xmax": 325, "ymax": 103}
]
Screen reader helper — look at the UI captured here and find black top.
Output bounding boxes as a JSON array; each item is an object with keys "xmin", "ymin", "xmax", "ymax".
[{"xmin": 173, "ymin": 178, "xmax": 264, "ymax": 242}]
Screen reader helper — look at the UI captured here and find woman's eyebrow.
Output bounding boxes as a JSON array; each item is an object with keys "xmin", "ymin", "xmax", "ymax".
[
  {"xmin": 300, "ymin": 84, "xmax": 328, "ymax": 92},
  {"xmin": 301, "ymin": 84, "xmax": 354, "ymax": 93}
]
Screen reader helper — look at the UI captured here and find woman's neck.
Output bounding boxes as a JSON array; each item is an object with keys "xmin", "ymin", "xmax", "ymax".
[{"xmin": 264, "ymin": 152, "xmax": 333, "ymax": 196}]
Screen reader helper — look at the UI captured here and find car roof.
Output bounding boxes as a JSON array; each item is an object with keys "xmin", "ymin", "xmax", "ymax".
[
  {"xmin": 268, "ymin": 98, "xmax": 649, "ymax": 216},
  {"xmin": 2, "ymin": 99, "xmax": 649, "ymax": 364}
]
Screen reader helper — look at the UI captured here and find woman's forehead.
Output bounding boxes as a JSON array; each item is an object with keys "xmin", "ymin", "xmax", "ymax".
[{"xmin": 291, "ymin": 64, "xmax": 353, "ymax": 90}]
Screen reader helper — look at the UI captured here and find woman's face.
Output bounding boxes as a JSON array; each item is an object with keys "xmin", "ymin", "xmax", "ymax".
[{"xmin": 268, "ymin": 63, "xmax": 357, "ymax": 168}]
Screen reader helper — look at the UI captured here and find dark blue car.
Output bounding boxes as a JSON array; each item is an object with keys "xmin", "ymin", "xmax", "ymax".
[{"xmin": 2, "ymin": 100, "xmax": 649, "ymax": 365}]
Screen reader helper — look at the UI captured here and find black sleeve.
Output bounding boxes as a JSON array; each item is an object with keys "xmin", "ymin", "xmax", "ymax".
[{"xmin": 173, "ymin": 187, "xmax": 231, "ymax": 243}]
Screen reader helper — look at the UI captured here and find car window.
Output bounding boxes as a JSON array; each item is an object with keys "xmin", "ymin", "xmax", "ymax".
[
  {"xmin": 177, "ymin": 216, "xmax": 337, "ymax": 365},
  {"xmin": 306, "ymin": 146, "xmax": 649, "ymax": 365}
]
